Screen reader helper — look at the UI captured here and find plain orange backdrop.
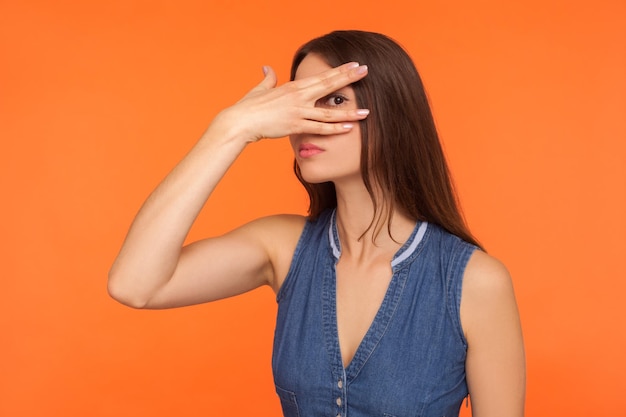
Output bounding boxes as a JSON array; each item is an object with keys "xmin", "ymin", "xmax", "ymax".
[{"xmin": 1, "ymin": 0, "xmax": 625, "ymax": 416}]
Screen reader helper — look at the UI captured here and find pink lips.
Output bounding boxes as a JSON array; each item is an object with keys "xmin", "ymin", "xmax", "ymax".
[{"xmin": 298, "ymin": 143, "xmax": 324, "ymax": 158}]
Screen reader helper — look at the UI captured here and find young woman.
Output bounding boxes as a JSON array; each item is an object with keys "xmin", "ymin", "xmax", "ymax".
[{"xmin": 109, "ymin": 30, "xmax": 525, "ymax": 417}]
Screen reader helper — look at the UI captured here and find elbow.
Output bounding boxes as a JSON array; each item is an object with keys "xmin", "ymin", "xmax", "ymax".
[{"xmin": 107, "ymin": 271, "xmax": 150, "ymax": 309}]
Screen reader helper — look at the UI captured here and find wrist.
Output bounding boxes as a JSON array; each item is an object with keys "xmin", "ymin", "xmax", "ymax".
[{"xmin": 206, "ymin": 107, "xmax": 259, "ymax": 146}]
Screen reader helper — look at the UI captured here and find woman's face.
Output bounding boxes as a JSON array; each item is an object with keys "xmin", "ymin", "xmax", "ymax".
[{"xmin": 289, "ymin": 53, "xmax": 362, "ymax": 186}]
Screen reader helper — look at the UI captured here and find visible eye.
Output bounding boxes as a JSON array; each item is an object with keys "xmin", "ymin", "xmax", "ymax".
[{"xmin": 318, "ymin": 94, "xmax": 348, "ymax": 107}]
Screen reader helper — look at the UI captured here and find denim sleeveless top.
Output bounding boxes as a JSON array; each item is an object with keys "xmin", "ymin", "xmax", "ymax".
[{"xmin": 272, "ymin": 209, "xmax": 477, "ymax": 417}]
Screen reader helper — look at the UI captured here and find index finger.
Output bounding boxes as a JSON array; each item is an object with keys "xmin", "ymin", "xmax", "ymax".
[
  {"xmin": 294, "ymin": 61, "xmax": 359, "ymax": 87},
  {"xmin": 296, "ymin": 63, "xmax": 369, "ymax": 99}
]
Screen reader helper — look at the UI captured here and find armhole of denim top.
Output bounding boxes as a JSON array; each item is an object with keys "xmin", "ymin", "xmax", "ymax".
[
  {"xmin": 447, "ymin": 237, "xmax": 478, "ymax": 349},
  {"xmin": 275, "ymin": 217, "xmax": 314, "ymax": 303}
]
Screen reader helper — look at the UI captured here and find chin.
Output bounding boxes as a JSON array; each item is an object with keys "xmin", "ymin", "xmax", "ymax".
[
  {"xmin": 296, "ymin": 159, "xmax": 361, "ymax": 185},
  {"xmin": 299, "ymin": 170, "xmax": 362, "ymax": 188},
  {"xmin": 298, "ymin": 171, "xmax": 332, "ymax": 185}
]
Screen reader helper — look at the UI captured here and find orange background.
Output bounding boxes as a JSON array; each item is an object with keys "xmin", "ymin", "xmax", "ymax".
[{"xmin": 1, "ymin": 0, "xmax": 625, "ymax": 416}]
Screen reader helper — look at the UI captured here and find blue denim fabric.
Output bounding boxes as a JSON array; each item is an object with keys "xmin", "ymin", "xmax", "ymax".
[{"xmin": 273, "ymin": 209, "xmax": 477, "ymax": 417}]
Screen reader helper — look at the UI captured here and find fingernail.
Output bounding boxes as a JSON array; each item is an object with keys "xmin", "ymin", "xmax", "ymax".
[
  {"xmin": 262, "ymin": 66, "xmax": 269, "ymax": 76},
  {"xmin": 356, "ymin": 65, "xmax": 368, "ymax": 75},
  {"xmin": 356, "ymin": 109, "xmax": 370, "ymax": 116},
  {"xmin": 343, "ymin": 123, "xmax": 354, "ymax": 129},
  {"xmin": 347, "ymin": 62, "xmax": 359, "ymax": 68}
]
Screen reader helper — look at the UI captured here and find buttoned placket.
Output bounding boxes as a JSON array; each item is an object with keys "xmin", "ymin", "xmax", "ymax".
[
  {"xmin": 325, "ymin": 211, "xmax": 427, "ymax": 417},
  {"xmin": 335, "ymin": 369, "xmax": 347, "ymax": 417}
]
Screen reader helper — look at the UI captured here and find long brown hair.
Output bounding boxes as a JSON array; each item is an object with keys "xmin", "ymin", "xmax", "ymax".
[{"xmin": 290, "ymin": 30, "xmax": 482, "ymax": 249}]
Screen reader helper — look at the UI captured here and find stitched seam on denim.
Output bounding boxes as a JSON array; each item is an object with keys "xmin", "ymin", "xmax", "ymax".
[
  {"xmin": 348, "ymin": 266, "xmax": 411, "ymax": 382},
  {"xmin": 328, "ymin": 209, "xmax": 341, "ymax": 259},
  {"xmin": 446, "ymin": 238, "xmax": 477, "ymax": 348},
  {"xmin": 275, "ymin": 385, "xmax": 301, "ymax": 417},
  {"xmin": 323, "ymin": 250, "xmax": 345, "ymax": 381},
  {"xmin": 346, "ymin": 224, "xmax": 432, "ymax": 380},
  {"xmin": 391, "ymin": 221, "xmax": 428, "ymax": 267},
  {"xmin": 276, "ymin": 217, "xmax": 314, "ymax": 303}
]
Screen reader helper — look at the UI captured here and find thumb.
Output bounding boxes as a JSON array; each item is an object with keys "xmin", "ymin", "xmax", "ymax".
[{"xmin": 255, "ymin": 65, "xmax": 278, "ymax": 90}]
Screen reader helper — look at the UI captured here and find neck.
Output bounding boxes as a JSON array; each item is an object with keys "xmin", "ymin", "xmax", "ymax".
[{"xmin": 333, "ymin": 180, "xmax": 416, "ymax": 261}]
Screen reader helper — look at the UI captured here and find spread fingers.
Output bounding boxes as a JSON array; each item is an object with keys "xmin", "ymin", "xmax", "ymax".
[{"xmin": 294, "ymin": 63, "xmax": 369, "ymax": 99}]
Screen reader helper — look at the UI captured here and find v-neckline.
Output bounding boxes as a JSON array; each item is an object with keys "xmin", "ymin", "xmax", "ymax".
[{"xmin": 323, "ymin": 210, "xmax": 429, "ymax": 378}]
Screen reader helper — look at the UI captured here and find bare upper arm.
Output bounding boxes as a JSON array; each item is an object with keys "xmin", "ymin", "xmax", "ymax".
[
  {"xmin": 144, "ymin": 214, "xmax": 306, "ymax": 309},
  {"xmin": 460, "ymin": 250, "xmax": 526, "ymax": 417}
]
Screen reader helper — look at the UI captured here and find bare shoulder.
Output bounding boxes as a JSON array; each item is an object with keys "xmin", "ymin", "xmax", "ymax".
[
  {"xmin": 460, "ymin": 250, "xmax": 526, "ymax": 416},
  {"xmin": 461, "ymin": 250, "xmax": 519, "ymax": 338},
  {"xmin": 242, "ymin": 214, "xmax": 307, "ymax": 292},
  {"xmin": 462, "ymin": 250, "xmax": 514, "ymax": 299},
  {"xmin": 240, "ymin": 214, "xmax": 306, "ymax": 250},
  {"xmin": 242, "ymin": 213, "xmax": 307, "ymax": 234}
]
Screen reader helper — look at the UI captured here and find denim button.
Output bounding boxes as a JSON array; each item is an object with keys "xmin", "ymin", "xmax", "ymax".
[
  {"xmin": 336, "ymin": 397, "xmax": 342, "ymax": 406},
  {"xmin": 272, "ymin": 210, "xmax": 473, "ymax": 416}
]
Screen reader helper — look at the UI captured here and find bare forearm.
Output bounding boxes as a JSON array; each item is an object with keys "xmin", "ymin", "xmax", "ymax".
[
  {"xmin": 108, "ymin": 118, "xmax": 248, "ymax": 307},
  {"xmin": 107, "ymin": 63, "xmax": 369, "ymax": 308}
]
